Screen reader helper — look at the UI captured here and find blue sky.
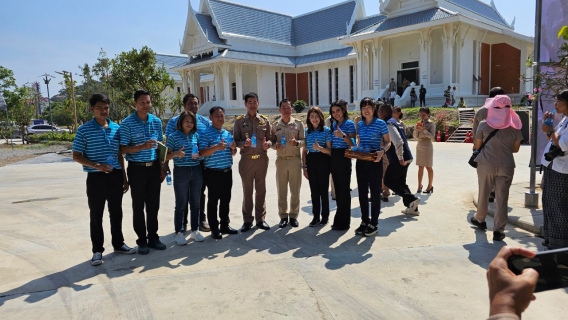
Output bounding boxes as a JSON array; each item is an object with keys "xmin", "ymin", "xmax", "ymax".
[{"xmin": 0, "ymin": 0, "xmax": 535, "ymax": 93}]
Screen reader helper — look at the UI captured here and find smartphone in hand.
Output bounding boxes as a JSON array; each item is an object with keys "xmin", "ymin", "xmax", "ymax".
[{"xmin": 508, "ymin": 247, "xmax": 568, "ymax": 292}]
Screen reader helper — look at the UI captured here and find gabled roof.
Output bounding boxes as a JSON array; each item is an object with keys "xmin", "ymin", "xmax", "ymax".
[
  {"xmin": 208, "ymin": 0, "xmax": 293, "ymax": 45},
  {"xmin": 156, "ymin": 54, "xmax": 188, "ymax": 81},
  {"xmin": 194, "ymin": 13, "xmax": 226, "ymax": 45},
  {"xmin": 201, "ymin": 0, "xmax": 358, "ymax": 46},
  {"xmin": 351, "ymin": 7, "xmax": 456, "ymax": 36},
  {"xmin": 292, "ymin": 1, "xmax": 357, "ymax": 46},
  {"xmin": 351, "ymin": 14, "xmax": 387, "ymax": 34},
  {"xmin": 295, "ymin": 47, "xmax": 355, "ymax": 65},
  {"xmin": 445, "ymin": 0, "xmax": 509, "ymax": 27}
]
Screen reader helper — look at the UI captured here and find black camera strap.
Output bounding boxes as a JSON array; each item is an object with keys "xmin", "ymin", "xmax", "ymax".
[{"xmin": 478, "ymin": 129, "xmax": 499, "ymax": 154}]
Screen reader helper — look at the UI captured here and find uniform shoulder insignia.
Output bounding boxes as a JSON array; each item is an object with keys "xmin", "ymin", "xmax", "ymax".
[
  {"xmin": 260, "ymin": 114, "xmax": 268, "ymax": 120},
  {"xmin": 236, "ymin": 114, "xmax": 245, "ymax": 120}
]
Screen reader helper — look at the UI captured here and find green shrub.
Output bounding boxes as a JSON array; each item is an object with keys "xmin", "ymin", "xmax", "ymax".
[
  {"xmin": 293, "ymin": 100, "xmax": 307, "ymax": 113},
  {"xmin": 28, "ymin": 132, "xmax": 76, "ymax": 143}
]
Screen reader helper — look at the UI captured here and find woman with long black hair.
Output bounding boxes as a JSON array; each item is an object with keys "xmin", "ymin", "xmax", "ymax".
[
  {"xmin": 302, "ymin": 107, "xmax": 332, "ymax": 227},
  {"xmin": 355, "ymin": 98, "xmax": 390, "ymax": 236},
  {"xmin": 329, "ymin": 101, "xmax": 356, "ymax": 230}
]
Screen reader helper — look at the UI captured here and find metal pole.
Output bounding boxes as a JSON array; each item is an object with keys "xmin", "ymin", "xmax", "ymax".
[
  {"xmin": 43, "ymin": 75, "xmax": 53, "ymax": 130},
  {"xmin": 525, "ymin": 0, "xmax": 542, "ymax": 208},
  {"xmin": 70, "ymin": 73, "xmax": 77, "ymax": 132}
]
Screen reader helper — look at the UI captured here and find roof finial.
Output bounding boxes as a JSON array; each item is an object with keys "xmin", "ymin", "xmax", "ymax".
[
  {"xmin": 346, "ymin": 21, "xmax": 350, "ymax": 35},
  {"xmin": 510, "ymin": 16, "xmax": 516, "ymax": 29},
  {"xmin": 490, "ymin": 0, "xmax": 497, "ymax": 10}
]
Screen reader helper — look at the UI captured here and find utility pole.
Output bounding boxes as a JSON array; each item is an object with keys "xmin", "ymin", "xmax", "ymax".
[
  {"xmin": 55, "ymin": 70, "xmax": 77, "ymax": 132},
  {"xmin": 41, "ymin": 74, "xmax": 55, "ymax": 130}
]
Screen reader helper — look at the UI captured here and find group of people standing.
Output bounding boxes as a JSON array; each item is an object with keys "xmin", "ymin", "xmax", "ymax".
[{"xmin": 73, "ymin": 89, "xmax": 442, "ymax": 266}]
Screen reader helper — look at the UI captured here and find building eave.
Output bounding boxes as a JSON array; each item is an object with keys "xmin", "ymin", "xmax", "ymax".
[{"xmin": 296, "ymin": 54, "xmax": 356, "ymax": 68}]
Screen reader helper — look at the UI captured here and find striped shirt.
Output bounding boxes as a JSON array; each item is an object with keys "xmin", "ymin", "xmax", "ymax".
[
  {"xmin": 330, "ymin": 119, "xmax": 356, "ymax": 149},
  {"xmin": 165, "ymin": 113, "xmax": 211, "ymax": 138},
  {"xmin": 357, "ymin": 117, "xmax": 389, "ymax": 150},
  {"xmin": 73, "ymin": 118, "xmax": 121, "ymax": 172},
  {"xmin": 305, "ymin": 126, "xmax": 332, "ymax": 153},
  {"xmin": 118, "ymin": 112, "xmax": 163, "ymax": 162},
  {"xmin": 166, "ymin": 130, "xmax": 200, "ymax": 167},
  {"xmin": 199, "ymin": 126, "xmax": 233, "ymax": 169}
]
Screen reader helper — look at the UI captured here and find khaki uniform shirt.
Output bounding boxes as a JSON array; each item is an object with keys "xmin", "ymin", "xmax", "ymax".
[
  {"xmin": 233, "ymin": 113, "xmax": 272, "ymax": 156},
  {"xmin": 270, "ymin": 117, "xmax": 305, "ymax": 157}
]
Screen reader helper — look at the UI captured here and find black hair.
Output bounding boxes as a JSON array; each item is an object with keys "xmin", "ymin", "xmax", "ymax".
[
  {"xmin": 183, "ymin": 93, "xmax": 199, "ymax": 104},
  {"xmin": 419, "ymin": 106, "xmax": 431, "ymax": 115},
  {"xmin": 393, "ymin": 106, "xmax": 403, "ymax": 119},
  {"xmin": 555, "ymin": 89, "xmax": 568, "ymax": 102},
  {"xmin": 306, "ymin": 107, "xmax": 325, "ymax": 133},
  {"xmin": 360, "ymin": 97, "xmax": 378, "ymax": 121},
  {"xmin": 329, "ymin": 100, "xmax": 349, "ymax": 126},
  {"xmin": 244, "ymin": 92, "xmax": 258, "ymax": 102},
  {"xmin": 489, "ymin": 87, "xmax": 505, "ymax": 98},
  {"xmin": 337, "ymin": 99, "xmax": 348, "ymax": 109},
  {"xmin": 279, "ymin": 98, "xmax": 291, "ymax": 108},
  {"xmin": 89, "ymin": 93, "xmax": 110, "ymax": 107},
  {"xmin": 209, "ymin": 106, "xmax": 225, "ymax": 115},
  {"xmin": 379, "ymin": 103, "xmax": 393, "ymax": 121},
  {"xmin": 134, "ymin": 89, "xmax": 150, "ymax": 102},
  {"xmin": 176, "ymin": 111, "xmax": 197, "ymax": 134}
]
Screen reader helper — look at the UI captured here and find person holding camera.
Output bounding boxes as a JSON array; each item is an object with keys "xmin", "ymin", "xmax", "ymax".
[
  {"xmin": 470, "ymin": 95, "xmax": 522, "ymax": 241},
  {"xmin": 540, "ymin": 89, "xmax": 568, "ymax": 249}
]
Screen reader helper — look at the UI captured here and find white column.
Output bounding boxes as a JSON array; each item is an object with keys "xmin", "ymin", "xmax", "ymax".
[
  {"xmin": 419, "ymin": 29, "xmax": 428, "ymax": 87},
  {"xmin": 378, "ymin": 39, "xmax": 384, "ymax": 89},
  {"xmin": 331, "ymin": 66, "xmax": 336, "ymax": 101},
  {"xmin": 373, "ymin": 39, "xmax": 379, "ymax": 93},
  {"xmin": 235, "ymin": 63, "xmax": 243, "ymax": 101},
  {"xmin": 181, "ymin": 70, "xmax": 188, "ymax": 94},
  {"xmin": 256, "ymin": 65, "xmax": 262, "ymax": 95},
  {"xmin": 221, "ymin": 62, "xmax": 230, "ymax": 101},
  {"xmin": 192, "ymin": 69, "xmax": 201, "ymax": 100},
  {"xmin": 213, "ymin": 64, "xmax": 220, "ymax": 102},
  {"xmin": 355, "ymin": 42, "xmax": 363, "ymax": 100},
  {"xmin": 442, "ymin": 24, "xmax": 453, "ymax": 86}
]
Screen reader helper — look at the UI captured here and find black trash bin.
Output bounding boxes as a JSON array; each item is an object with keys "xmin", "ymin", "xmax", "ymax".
[{"xmin": 516, "ymin": 110, "xmax": 530, "ymax": 144}]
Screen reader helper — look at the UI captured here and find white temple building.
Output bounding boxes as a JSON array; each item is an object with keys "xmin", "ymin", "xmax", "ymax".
[{"xmin": 160, "ymin": 0, "xmax": 533, "ymax": 115}]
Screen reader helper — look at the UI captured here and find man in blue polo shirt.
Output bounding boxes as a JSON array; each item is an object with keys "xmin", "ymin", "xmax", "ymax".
[
  {"xmin": 198, "ymin": 106, "xmax": 238, "ymax": 239},
  {"xmin": 164, "ymin": 93, "xmax": 211, "ymax": 233},
  {"xmin": 119, "ymin": 89, "xmax": 166, "ymax": 255},
  {"xmin": 72, "ymin": 93, "xmax": 135, "ymax": 266}
]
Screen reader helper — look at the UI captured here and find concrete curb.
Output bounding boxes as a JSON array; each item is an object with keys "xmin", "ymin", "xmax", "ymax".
[{"xmin": 473, "ymin": 194, "xmax": 542, "ymax": 235}]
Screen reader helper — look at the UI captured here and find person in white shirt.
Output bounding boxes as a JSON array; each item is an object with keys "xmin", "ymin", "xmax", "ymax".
[
  {"xmin": 540, "ymin": 89, "xmax": 568, "ymax": 249},
  {"xmin": 389, "ymin": 89, "xmax": 396, "ymax": 106}
]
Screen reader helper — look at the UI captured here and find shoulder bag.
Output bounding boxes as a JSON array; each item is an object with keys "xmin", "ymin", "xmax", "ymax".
[{"xmin": 468, "ymin": 129, "xmax": 499, "ymax": 168}]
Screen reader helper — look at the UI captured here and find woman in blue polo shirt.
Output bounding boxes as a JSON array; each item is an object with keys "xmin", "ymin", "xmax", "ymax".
[
  {"xmin": 302, "ymin": 107, "xmax": 332, "ymax": 227},
  {"xmin": 166, "ymin": 111, "xmax": 204, "ymax": 245},
  {"xmin": 329, "ymin": 101, "xmax": 356, "ymax": 231},
  {"xmin": 355, "ymin": 98, "xmax": 390, "ymax": 237}
]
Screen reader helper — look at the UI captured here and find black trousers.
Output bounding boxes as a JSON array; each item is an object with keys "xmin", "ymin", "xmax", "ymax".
[
  {"xmin": 307, "ymin": 152, "xmax": 331, "ymax": 220},
  {"xmin": 384, "ymin": 160, "xmax": 417, "ymax": 207},
  {"xmin": 86, "ymin": 169, "xmax": 125, "ymax": 253},
  {"xmin": 205, "ymin": 168, "xmax": 232, "ymax": 232},
  {"xmin": 180, "ymin": 162, "xmax": 207, "ymax": 231},
  {"xmin": 420, "ymin": 96, "xmax": 426, "ymax": 107},
  {"xmin": 331, "ymin": 148, "xmax": 352, "ymax": 229},
  {"xmin": 127, "ymin": 162, "xmax": 161, "ymax": 245},
  {"xmin": 356, "ymin": 160, "xmax": 382, "ymax": 225}
]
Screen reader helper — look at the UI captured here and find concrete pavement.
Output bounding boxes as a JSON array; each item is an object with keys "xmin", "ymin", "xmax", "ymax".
[{"xmin": 0, "ymin": 141, "xmax": 566, "ymax": 319}]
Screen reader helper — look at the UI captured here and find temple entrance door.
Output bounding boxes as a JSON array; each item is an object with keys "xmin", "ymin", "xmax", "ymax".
[{"xmin": 397, "ymin": 68, "xmax": 419, "ymax": 96}]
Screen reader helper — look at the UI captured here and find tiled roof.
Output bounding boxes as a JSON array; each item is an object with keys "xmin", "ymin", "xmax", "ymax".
[
  {"xmin": 351, "ymin": 14, "xmax": 387, "ymax": 34},
  {"xmin": 156, "ymin": 54, "xmax": 188, "ymax": 81},
  {"xmin": 446, "ymin": 0, "xmax": 509, "ymax": 27},
  {"xmin": 295, "ymin": 47, "xmax": 355, "ymax": 65},
  {"xmin": 209, "ymin": 0, "xmax": 293, "ymax": 45},
  {"xmin": 223, "ymin": 50, "xmax": 295, "ymax": 65},
  {"xmin": 195, "ymin": 13, "xmax": 226, "ymax": 45},
  {"xmin": 352, "ymin": 8, "xmax": 456, "ymax": 36},
  {"xmin": 292, "ymin": 1, "xmax": 356, "ymax": 46}
]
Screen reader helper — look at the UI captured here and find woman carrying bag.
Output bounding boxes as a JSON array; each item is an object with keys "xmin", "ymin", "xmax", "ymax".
[
  {"xmin": 470, "ymin": 95, "xmax": 522, "ymax": 241},
  {"xmin": 540, "ymin": 89, "xmax": 568, "ymax": 249}
]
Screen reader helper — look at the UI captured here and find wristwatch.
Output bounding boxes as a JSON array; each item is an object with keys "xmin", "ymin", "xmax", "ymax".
[
  {"xmin": 547, "ymin": 130, "xmax": 554, "ymax": 137},
  {"xmin": 342, "ymin": 134, "xmax": 347, "ymax": 138}
]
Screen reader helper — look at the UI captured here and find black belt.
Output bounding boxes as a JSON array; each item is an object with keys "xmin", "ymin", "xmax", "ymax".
[
  {"xmin": 129, "ymin": 161, "xmax": 156, "ymax": 167},
  {"xmin": 206, "ymin": 167, "xmax": 231, "ymax": 173}
]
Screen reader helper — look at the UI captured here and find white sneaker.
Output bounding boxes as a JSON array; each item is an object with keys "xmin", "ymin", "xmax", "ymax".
[
  {"xmin": 91, "ymin": 252, "xmax": 103, "ymax": 266},
  {"xmin": 190, "ymin": 231, "xmax": 205, "ymax": 242},
  {"xmin": 175, "ymin": 232, "xmax": 187, "ymax": 246}
]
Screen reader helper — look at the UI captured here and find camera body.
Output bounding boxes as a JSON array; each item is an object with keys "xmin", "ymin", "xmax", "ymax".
[{"xmin": 544, "ymin": 144, "xmax": 565, "ymax": 161}]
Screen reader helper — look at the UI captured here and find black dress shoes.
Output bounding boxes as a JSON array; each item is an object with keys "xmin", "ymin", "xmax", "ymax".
[
  {"xmin": 211, "ymin": 232, "xmax": 222, "ymax": 240},
  {"xmin": 256, "ymin": 221, "xmax": 271, "ymax": 230},
  {"xmin": 220, "ymin": 225, "xmax": 239, "ymax": 234},
  {"xmin": 241, "ymin": 222, "xmax": 254, "ymax": 233},
  {"xmin": 279, "ymin": 219, "xmax": 289, "ymax": 228},
  {"xmin": 290, "ymin": 218, "xmax": 299, "ymax": 228}
]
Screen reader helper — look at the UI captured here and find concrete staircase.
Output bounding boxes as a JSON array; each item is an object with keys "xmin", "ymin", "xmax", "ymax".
[{"xmin": 447, "ymin": 108, "xmax": 475, "ymax": 143}]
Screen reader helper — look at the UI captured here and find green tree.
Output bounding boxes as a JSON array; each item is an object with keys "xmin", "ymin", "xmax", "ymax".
[
  {"xmin": 0, "ymin": 66, "xmax": 35, "ymax": 135},
  {"xmin": 109, "ymin": 46, "xmax": 176, "ymax": 119}
]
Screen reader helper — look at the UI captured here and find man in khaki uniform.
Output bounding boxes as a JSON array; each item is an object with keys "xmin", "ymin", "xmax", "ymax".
[
  {"xmin": 270, "ymin": 99, "xmax": 305, "ymax": 228},
  {"xmin": 234, "ymin": 92, "xmax": 272, "ymax": 232}
]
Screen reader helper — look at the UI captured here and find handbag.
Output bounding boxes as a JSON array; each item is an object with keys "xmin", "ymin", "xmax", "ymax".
[{"xmin": 468, "ymin": 129, "xmax": 499, "ymax": 168}]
